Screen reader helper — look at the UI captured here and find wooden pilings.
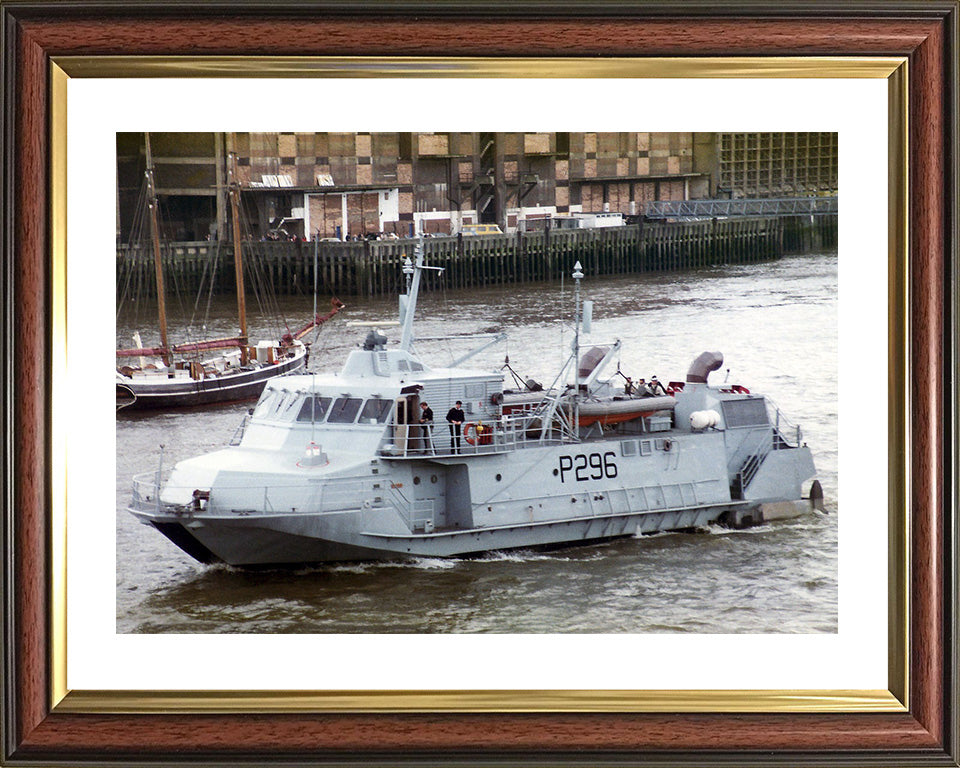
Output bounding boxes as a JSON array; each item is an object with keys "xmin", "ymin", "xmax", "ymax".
[
  {"xmin": 117, "ymin": 214, "xmax": 838, "ymax": 299},
  {"xmin": 781, "ymin": 213, "xmax": 838, "ymax": 254}
]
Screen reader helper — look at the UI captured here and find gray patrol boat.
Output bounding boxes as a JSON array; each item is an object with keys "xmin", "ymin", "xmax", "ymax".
[{"xmin": 129, "ymin": 242, "xmax": 822, "ymax": 567}]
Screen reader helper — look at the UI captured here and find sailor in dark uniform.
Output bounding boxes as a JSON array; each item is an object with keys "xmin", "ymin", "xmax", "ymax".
[
  {"xmin": 446, "ymin": 401, "xmax": 465, "ymax": 454},
  {"xmin": 419, "ymin": 402, "xmax": 434, "ymax": 453}
]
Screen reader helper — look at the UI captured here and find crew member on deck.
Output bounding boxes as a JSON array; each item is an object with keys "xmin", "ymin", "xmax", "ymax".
[
  {"xmin": 419, "ymin": 402, "xmax": 434, "ymax": 453},
  {"xmin": 446, "ymin": 401, "xmax": 466, "ymax": 454},
  {"xmin": 624, "ymin": 377, "xmax": 635, "ymax": 395},
  {"xmin": 648, "ymin": 376, "xmax": 667, "ymax": 396}
]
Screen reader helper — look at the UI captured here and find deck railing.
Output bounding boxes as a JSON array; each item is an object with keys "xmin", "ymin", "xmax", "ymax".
[{"xmin": 378, "ymin": 411, "xmax": 567, "ymax": 459}]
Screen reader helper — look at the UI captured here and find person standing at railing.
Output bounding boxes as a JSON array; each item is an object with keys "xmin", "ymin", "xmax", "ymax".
[
  {"xmin": 446, "ymin": 401, "xmax": 465, "ymax": 454},
  {"xmin": 419, "ymin": 402, "xmax": 435, "ymax": 454}
]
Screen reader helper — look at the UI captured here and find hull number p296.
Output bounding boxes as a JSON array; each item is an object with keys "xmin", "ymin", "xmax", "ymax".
[{"xmin": 558, "ymin": 452, "xmax": 618, "ymax": 483}]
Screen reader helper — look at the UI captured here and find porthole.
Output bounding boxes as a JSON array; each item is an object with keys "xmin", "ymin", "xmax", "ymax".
[
  {"xmin": 430, "ymin": 475, "xmax": 438, "ymax": 484},
  {"xmin": 495, "ymin": 474, "xmax": 502, "ymax": 482},
  {"xmin": 413, "ymin": 476, "xmax": 421, "ymax": 485}
]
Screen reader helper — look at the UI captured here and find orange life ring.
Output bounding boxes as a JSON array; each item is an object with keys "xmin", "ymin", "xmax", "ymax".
[{"xmin": 463, "ymin": 422, "xmax": 478, "ymax": 446}]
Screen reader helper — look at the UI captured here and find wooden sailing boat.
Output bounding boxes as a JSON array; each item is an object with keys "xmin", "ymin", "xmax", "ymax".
[{"xmin": 116, "ymin": 140, "xmax": 343, "ymax": 410}]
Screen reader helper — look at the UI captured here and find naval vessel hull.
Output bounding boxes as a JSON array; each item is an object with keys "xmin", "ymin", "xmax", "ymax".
[
  {"xmin": 127, "ymin": 247, "xmax": 821, "ymax": 569},
  {"xmin": 132, "ymin": 434, "xmax": 817, "ymax": 567},
  {"xmin": 145, "ymin": 499, "xmax": 808, "ymax": 568}
]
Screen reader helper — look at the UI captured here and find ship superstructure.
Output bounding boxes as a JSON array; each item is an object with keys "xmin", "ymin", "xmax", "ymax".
[{"xmin": 129, "ymin": 241, "xmax": 820, "ymax": 567}]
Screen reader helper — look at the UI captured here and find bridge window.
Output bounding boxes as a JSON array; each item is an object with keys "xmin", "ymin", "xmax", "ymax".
[
  {"xmin": 259, "ymin": 390, "xmax": 299, "ymax": 420},
  {"xmin": 296, "ymin": 396, "xmax": 332, "ymax": 422},
  {"xmin": 252, "ymin": 390, "xmax": 280, "ymax": 419},
  {"xmin": 359, "ymin": 398, "xmax": 393, "ymax": 423},
  {"xmin": 327, "ymin": 397, "xmax": 363, "ymax": 423}
]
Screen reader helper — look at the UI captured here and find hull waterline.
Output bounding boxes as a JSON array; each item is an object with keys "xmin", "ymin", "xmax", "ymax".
[{"xmin": 117, "ymin": 350, "xmax": 306, "ymax": 410}]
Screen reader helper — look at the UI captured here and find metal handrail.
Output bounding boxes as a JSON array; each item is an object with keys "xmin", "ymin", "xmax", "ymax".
[
  {"xmin": 765, "ymin": 398, "xmax": 803, "ymax": 447},
  {"xmin": 229, "ymin": 414, "xmax": 250, "ymax": 446},
  {"xmin": 645, "ymin": 196, "xmax": 838, "ymax": 219},
  {"xmin": 729, "ymin": 408, "xmax": 802, "ymax": 494},
  {"xmin": 130, "ymin": 472, "xmax": 373, "ymax": 516},
  {"xmin": 379, "ymin": 410, "xmax": 567, "ymax": 459},
  {"xmin": 130, "ymin": 469, "xmax": 178, "ymax": 514},
  {"xmin": 728, "ymin": 427, "xmax": 774, "ymax": 490}
]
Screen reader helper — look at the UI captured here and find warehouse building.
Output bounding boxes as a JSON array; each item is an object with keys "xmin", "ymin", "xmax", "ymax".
[{"xmin": 116, "ymin": 132, "xmax": 837, "ymax": 242}]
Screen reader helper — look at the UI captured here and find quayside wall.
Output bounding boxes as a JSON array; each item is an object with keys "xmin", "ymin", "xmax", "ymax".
[{"xmin": 117, "ymin": 214, "xmax": 837, "ymax": 299}]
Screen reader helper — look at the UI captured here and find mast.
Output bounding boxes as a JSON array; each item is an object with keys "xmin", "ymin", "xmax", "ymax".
[
  {"xmin": 144, "ymin": 133, "xmax": 170, "ymax": 367},
  {"xmin": 399, "ymin": 235, "xmax": 424, "ymax": 351},
  {"xmin": 227, "ymin": 152, "xmax": 249, "ymax": 364},
  {"xmin": 572, "ymin": 260, "xmax": 583, "ymax": 440}
]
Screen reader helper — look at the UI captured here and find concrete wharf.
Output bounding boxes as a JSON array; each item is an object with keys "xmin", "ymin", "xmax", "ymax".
[{"xmin": 117, "ymin": 213, "xmax": 837, "ymax": 299}]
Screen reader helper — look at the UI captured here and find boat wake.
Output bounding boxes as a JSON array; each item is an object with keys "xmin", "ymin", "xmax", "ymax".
[
  {"xmin": 696, "ymin": 523, "xmax": 773, "ymax": 537},
  {"xmin": 403, "ymin": 557, "xmax": 460, "ymax": 570}
]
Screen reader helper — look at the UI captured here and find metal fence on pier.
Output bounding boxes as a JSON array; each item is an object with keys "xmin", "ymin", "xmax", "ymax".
[
  {"xmin": 117, "ymin": 213, "xmax": 837, "ymax": 299},
  {"xmin": 644, "ymin": 196, "xmax": 838, "ymax": 219}
]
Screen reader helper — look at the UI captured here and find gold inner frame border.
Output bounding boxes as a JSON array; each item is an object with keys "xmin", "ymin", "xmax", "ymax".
[{"xmin": 49, "ymin": 56, "xmax": 908, "ymax": 714}]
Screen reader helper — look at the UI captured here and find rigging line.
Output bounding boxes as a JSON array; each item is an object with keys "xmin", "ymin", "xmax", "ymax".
[
  {"xmin": 118, "ymin": 182, "xmax": 149, "ymax": 329},
  {"xmin": 241, "ymin": 208, "xmax": 288, "ymax": 335},
  {"xmin": 116, "ymin": 182, "xmax": 146, "ymax": 325},
  {"xmin": 307, "ymin": 321, "xmax": 329, "ymax": 373},
  {"xmin": 202, "ymin": 241, "xmax": 222, "ymax": 336},
  {"xmin": 116, "ymin": 251, "xmax": 134, "ymax": 326},
  {"xmin": 241, "ymin": 228, "xmax": 274, "ymax": 338},
  {"xmin": 258, "ymin": 228, "xmax": 290, "ymax": 327},
  {"xmin": 132, "ymin": 193, "xmax": 152, "ymax": 336},
  {"xmin": 188, "ymin": 246, "xmax": 211, "ymax": 334},
  {"xmin": 309, "ymin": 295, "xmax": 346, "ymax": 372},
  {"xmin": 185, "ymin": 244, "xmax": 218, "ymax": 362},
  {"xmin": 257, "ymin": 243, "xmax": 288, "ymax": 336},
  {"xmin": 236, "ymin": 207, "xmax": 265, "ymax": 328},
  {"xmin": 129, "ymin": 244, "xmax": 142, "ymax": 336},
  {"xmin": 156, "ymin": 197, "xmax": 189, "ymax": 336},
  {"xmin": 310, "ymin": 322, "xmax": 328, "ymax": 358},
  {"xmin": 305, "ymin": 240, "xmax": 338, "ymax": 356}
]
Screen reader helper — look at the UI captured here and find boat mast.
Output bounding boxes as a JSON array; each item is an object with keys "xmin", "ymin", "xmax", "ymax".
[
  {"xmin": 227, "ymin": 152, "xmax": 249, "ymax": 363},
  {"xmin": 399, "ymin": 234, "xmax": 424, "ymax": 351},
  {"xmin": 144, "ymin": 133, "xmax": 170, "ymax": 367},
  {"xmin": 572, "ymin": 260, "xmax": 583, "ymax": 439}
]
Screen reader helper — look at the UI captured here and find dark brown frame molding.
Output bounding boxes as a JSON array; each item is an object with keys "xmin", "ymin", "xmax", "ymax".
[{"xmin": 2, "ymin": 2, "xmax": 957, "ymax": 765}]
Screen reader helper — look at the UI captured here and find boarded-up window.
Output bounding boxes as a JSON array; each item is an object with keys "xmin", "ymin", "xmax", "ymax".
[
  {"xmin": 329, "ymin": 133, "xmax": 356, "ymax": 157},
  {"xmin": 524, "ymin": 133, "xmax": 550, "ymax": 154},
  {"xmin": 418, "ymin": 133, "xmax": 449, "ymax": 156}
]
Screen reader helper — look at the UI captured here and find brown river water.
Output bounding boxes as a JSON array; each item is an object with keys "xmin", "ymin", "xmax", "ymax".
[{"xmin": 116, "ymin": 253, "xmax": 838, "ymax": 633}]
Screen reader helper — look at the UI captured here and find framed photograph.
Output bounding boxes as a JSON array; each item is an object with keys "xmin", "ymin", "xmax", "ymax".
[{"xmin": 2, "ymin": 2, "xmax": 957, "ymax": 765}]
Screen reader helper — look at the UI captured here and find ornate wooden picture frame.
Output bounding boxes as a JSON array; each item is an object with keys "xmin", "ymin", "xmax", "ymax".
[{"xmin": 2, "ymin": 2, "xmax": 957, "ymax": 765}]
